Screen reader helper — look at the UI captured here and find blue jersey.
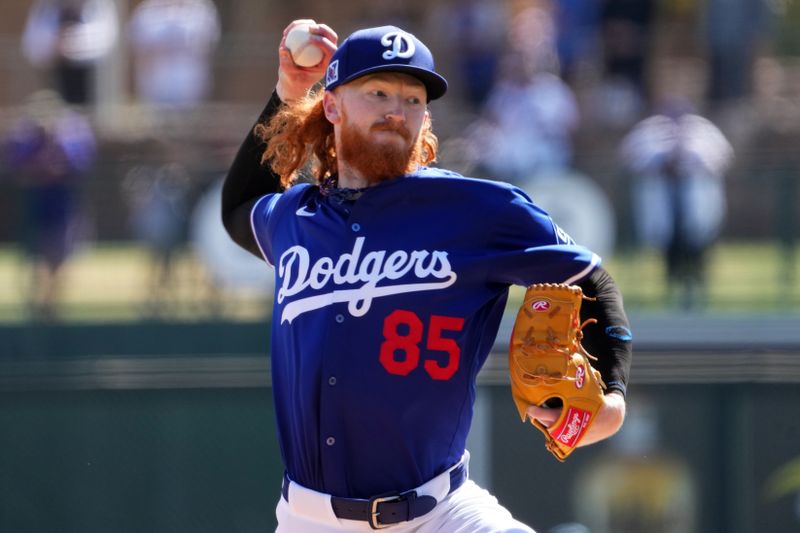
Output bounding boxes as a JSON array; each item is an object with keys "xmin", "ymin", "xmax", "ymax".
[{"xmin": 250, "ymin": 167, "xmax": 600, "ymax": 499}]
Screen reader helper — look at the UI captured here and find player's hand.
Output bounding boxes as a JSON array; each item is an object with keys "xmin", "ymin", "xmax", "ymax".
[
  {"xmin": 526, "ymin": 391, "xmax": 626, "ymax": 447},
  {"xmin": 526, "ymin": 404, "xmax": 560, "ymax": 428},
  {"xmin": 277, "ymin": 19, "xmax": 338, "ymax": 102}
]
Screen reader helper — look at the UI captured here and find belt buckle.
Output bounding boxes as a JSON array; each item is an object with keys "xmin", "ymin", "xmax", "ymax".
[{"xmin": 368, "ymin": 493, "xmax": 403, "ymax": 530}]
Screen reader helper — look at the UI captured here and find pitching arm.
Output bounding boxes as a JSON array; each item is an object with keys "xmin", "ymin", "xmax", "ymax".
[{"xmin": 221, "ymin": 91, "xmax": 284, "ymax": 258}]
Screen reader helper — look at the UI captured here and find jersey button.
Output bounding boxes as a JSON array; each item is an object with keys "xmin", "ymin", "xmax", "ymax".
[
  {"xmin": 328, "ymin": 376, "xmax": 337, "ymax": 386},
  {"xmin": 326, "ymin": 437, "xmax": 336, "ymax": 446},
  {"xmin": 335, "ymin": 314, "xmax": 344, "ymax": 323},
  {"xmin": 351, "ymin": 223, "xmax": 361, "ymax": 232}
]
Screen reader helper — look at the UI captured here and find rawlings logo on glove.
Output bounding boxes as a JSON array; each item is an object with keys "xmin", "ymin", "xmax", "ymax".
[{"xmin": 509, "ymin": 283, "xmax": 606, "ymax": 461}]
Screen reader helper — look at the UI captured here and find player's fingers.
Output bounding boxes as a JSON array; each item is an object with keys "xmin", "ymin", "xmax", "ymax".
[
  {"xmin": 278, "ymin": 48, "xmax": 296, "ymax": 70},
  {"xmin": 310, "ymin": 23, "xmax": 338, "ymax": 45},
  {"xmin": 306, "ymin": 24, "xmax": 337, "ymax": 64},
  {"xmin": 310, "ymin": 36, "xmax": 338, "ymax": 62},
  {"xmin": 526, "ymin": 405, "xmax": 560, "ymax": 427}
]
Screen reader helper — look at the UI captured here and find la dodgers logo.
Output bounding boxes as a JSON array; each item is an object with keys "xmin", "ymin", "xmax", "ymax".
[
  {"xmin": 381, "ymin": 31, "xmax": 415, "ymax": 60},
  {"xmin": 277, "ymin": 237, "xmax": 457, "ymax": 323}
]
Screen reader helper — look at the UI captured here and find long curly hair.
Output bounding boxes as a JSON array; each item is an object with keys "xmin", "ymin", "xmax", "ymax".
[{"xmin": 255, "ymin": 89, "xmax": 439, "ymax": 189}]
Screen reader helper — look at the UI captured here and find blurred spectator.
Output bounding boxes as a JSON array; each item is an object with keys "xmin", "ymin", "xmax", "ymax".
[
  {"xmin": 465, "ymin": 4, "xmax": 578, "ymax": 185},
  {"xmin": 125, "ymin": 0, "xmax": 220, "ymax": 316},
  {"xmin": 705, "ymin": 0, "xmax": 769, "ymax": 105},
  {"xmin": 469, "ymin": 53, "xmax": 579, "ymax": 184},
  {"xmin": 554, "ymin": 0, "xmax": 601, "ymax": 84},
  {"xmin": 21, "ymin": 0, "xmax": 119, "ymax": 106},
  {"xmin": 128, "ymin": 0, "xmax": 221, "ymax": 107},
  {"xmin": 594, "ymin": 0, "xmax": 656, "ymax": 127},
  {"xmin": 509, "ymin": 1, "xmax": 561, "ymax": 75},
  {"xmin": 431, "ymin": 0, "xmax": 508, "ymax": 108},
  {"xmin": 620, "ymin": 101, "xmax": 734, "ymax": 309},
  {"xmin": 121, "ymin": 159, "xmax": 191, "ymax": 316},
  {"xmin": 3, "ymin": 90, "xmax": 96, "ymax": 320}
]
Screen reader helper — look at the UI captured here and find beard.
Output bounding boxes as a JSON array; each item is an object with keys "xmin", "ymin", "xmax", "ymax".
[{"xmin": 338, "ymin": 115, "xmax": 421, "ymax": 185}]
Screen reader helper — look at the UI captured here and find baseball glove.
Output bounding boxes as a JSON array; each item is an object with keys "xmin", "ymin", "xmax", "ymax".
[{"xmin": 509, "ymin": 283, "xmax": 606, "ymax": 461}]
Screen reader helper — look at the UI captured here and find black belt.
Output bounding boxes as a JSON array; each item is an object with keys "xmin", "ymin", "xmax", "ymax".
[{"xmin": 282, "ymin": 461, "xmax": 468, "ymax": 529}]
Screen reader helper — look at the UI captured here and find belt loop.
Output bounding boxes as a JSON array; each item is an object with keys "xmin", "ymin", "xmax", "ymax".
[
  {"xmin": 281, "ymin": 472, "xmax": 290, "ymax": 502},
  {"xmin": 449, "ymin": 461, "xmax": 468, "ymax": 494}
]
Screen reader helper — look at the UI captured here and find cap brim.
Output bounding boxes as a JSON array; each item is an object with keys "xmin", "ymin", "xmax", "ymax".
[{"xmin": 334, "ymin": 64, "xmax": 448, "ymax": 102}]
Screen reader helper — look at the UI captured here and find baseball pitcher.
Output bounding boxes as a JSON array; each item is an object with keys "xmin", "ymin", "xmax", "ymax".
[{"xmin": 222, "ymin": 19, "xmax": 633, "ymax": 532}]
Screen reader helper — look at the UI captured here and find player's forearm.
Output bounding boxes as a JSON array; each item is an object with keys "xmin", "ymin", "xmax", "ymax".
[
  {"xmin": 578, "ymin": 390, "xmax": 626, "ymax": 446},
  {"xmin": 575, "ymin": 268, "xmax": 630, "ymax": 446},
  {"xmin": 221, "ymin": 90, "xmax": 284, "ymax": 254},
  {"xmin": 576, "ymin": 266, "xmax": 633, "ymax": 396}
]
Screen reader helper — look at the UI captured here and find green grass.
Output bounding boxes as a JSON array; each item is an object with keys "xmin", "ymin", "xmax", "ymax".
[
  {"xmin": 0, "ymin": 244, "xmax": 271, "ymax": 323},
  {"xmin": 608, "ymin": 242, "xmax": 800, "ymax": 311},
  {"xmin": 1, "ymin": 241, "xmax": 798, "ymax": 323}
]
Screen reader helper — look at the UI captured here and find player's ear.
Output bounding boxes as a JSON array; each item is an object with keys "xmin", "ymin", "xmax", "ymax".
[{"xmin": 323, "ymin": 91, "xmax": 342, "ymax": 124}]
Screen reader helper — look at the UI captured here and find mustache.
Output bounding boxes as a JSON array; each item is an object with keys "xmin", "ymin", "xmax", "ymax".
[{"xmin": 370, "ymin": 121, "xmax": 412, "ymax": 142}]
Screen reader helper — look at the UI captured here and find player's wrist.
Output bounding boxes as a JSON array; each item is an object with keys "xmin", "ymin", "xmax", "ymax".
[
  {"xmin": 580, "ymin": 393, "xmax": 626, "ymax": 446},
  {"xmin": 276, "ymin": 73, "xmax": 301, "ymax": 103}
]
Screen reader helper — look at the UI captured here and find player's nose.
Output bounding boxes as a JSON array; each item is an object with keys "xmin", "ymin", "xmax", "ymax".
[{"xmin": 383, "ymin": 97, "xmax": 406, "ymax": 122}]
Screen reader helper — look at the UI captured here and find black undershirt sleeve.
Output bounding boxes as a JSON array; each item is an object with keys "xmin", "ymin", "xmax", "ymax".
[
  {"xmin": 221, "ymin": 90, "xmax": 284, "ymax": 258},
  {"xmin": 575, "ymin": 266, "xmax": 633, "ymax": 397}
]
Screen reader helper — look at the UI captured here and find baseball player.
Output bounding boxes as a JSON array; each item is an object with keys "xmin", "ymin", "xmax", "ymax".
[{"xmin": 222, "ymin": 19, "xmax": 633, "ymax": 532}]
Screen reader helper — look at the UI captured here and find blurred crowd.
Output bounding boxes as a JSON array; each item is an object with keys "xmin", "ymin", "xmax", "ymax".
[
  {"xmin": 1, "ymin": 0, "xmax": 784, "ymax": 319},
  {"xmin": 433, "ymin": 0, "xmax": 741, "ymax": 309},
  {"xmin": 4, "ymin": 0, "xmax": 227, "ymax": 320}
]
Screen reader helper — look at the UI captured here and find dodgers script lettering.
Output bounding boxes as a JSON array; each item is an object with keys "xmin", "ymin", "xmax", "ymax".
[{"xmin": 277, "ymin": 237, "xmax": 457, "ymax": 323}]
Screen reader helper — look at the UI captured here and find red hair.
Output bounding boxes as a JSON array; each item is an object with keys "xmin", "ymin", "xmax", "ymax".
[{"xmin": 255, "ymin": 90, "xmax": 439, "ymax": 189}]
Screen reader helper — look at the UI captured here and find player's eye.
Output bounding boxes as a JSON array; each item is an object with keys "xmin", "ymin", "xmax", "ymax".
[
  {"xmin": 370, "ymin": 89, "xmax": 387, "ymax": 98},
  {"xmin": 407, "ymin": 96, "xmax": 422, "ymax": 105}
]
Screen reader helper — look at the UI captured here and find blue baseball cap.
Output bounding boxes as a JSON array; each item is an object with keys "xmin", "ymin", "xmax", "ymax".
[{"xmin": 325, "ymin": 26, "xmax": 448, "ymax": 101}]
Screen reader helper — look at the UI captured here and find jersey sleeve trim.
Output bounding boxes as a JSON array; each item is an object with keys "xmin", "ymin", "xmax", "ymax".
[
  {"xmin": 563, "ymin": 252, "xmax": 600, "ymax": 285},
  {"xmin": 250, "ymin": 194, "xmax": 280, "ymax": 266}
]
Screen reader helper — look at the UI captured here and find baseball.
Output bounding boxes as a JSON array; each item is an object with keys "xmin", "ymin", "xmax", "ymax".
[{"xmin": 285, "ymin": 24, "xmax": 324, "ymax": 67}]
